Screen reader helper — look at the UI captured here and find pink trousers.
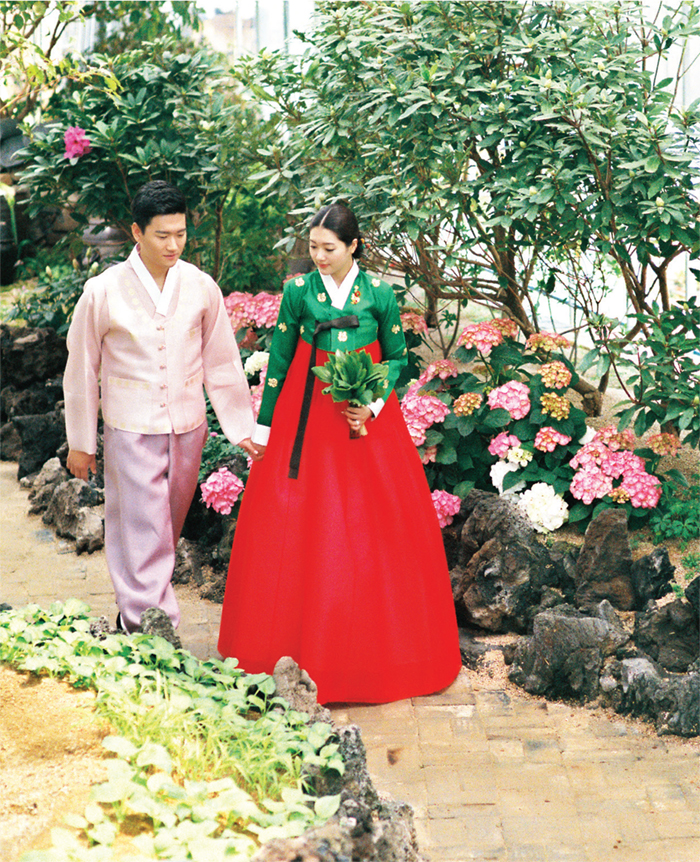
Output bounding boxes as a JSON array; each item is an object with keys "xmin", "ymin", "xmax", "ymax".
[{"xmin": 103, "ymin": 422, "xmax": 208, "ymax": 632}]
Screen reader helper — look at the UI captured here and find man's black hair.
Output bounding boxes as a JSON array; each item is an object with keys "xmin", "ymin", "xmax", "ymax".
[{"xmin": 131, "ymin": 180, "xmax": 187, "ymax": 231}]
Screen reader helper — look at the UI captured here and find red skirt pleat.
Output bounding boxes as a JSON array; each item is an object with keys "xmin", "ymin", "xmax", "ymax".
[{"xmin": 217, "ymin": 339, "xmax": 461, "ymax": 704}]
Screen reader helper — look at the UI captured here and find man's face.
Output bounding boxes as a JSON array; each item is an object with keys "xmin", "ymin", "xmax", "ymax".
[{"xmin": 131, "ymin": 213, "xmax": 187, "ymax": 277}]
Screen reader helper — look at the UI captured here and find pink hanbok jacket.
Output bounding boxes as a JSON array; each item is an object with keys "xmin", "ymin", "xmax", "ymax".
[{"xmin": 64, "ymin": 256, "xmax": 253, "ymax": 454}]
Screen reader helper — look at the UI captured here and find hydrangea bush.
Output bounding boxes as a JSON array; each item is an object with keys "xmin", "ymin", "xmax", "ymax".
[{"xmin": 401, "ymin": 319, "xmax": 672, "ymax": 531}]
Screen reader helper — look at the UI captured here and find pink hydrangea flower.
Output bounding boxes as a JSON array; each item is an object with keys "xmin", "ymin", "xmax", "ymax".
[
  {"xmin": 534, "ymin": 427, "xmax": 572, "ymax": 453},
  {"xmin": 400, "ymin": 392, "xmax": 450, "ymax": 446},
  {"xmin": 457, "ymin": 321, "xmax": 504, "ymax": 356},
  {"xmin": 401, "ymin": 310, "xmax": 429, "ymax": 334},
  {"xmin": 620, "ymin": 471, "xmax": 662, "ymax": 509},
  {"xmin": 418, "ymin": 359, "xmax": 459, "ymax": 385},
  {"xmin": 224, "ymin": 291, "xmax": 282, "ymax": 332},
  {"xmin": 64, "ymin": 126, "xmax": 91, "ymax": 159},
  {"xmin": 569, "ymin": 467, "xmax": 614, "ymax": 505},
  {"xmin": 487, "ymin": 380, "xmax": 531, "ymax": 420},
  {"xmin": 200, "ymin": 467, "xmax": 245, "ymax": 515},
  {"xmin": 488, "ymin": 432, "xmax": 521, "ymax": 458},
  {"xmin": 540, "ymin": 392, "xmax": 571, "ymax": 420},
  {"xmin": 593, "ymin": 425, "xmax": 636, "ymax": 451},
  {"xmin": 431, "ymin": 489, "xmax": 462, "ymax": 528}
]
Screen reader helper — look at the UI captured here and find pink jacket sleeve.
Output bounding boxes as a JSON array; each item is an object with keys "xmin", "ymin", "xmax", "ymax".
[{"xmin": 63, "ymin": 278, "xmax": 108, "ymax": 455}]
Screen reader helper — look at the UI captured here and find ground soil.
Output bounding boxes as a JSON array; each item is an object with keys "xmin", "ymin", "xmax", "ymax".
[{"xmin": 0, "ymin": 388, "xmax": 697, "ymax": 861}]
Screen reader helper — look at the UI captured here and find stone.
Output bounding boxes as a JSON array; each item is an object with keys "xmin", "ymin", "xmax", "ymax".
[
  {"xmin": 685, "ymin": 576, "xmax": 699, "ymax": 617},
  {"xmin": 0, "ymin": 421, "xmax": 22, "ymax": 461},
  {"xmin": 28, "ymin": 457, "xmax": 69, "ymax": 514},
  {"xmin": 172, "ymin": 538, "xmax": 203, "ymax": 586},
  {"xmin": 616, "ymin": 656, "xmax": 700, "ymax": 737},
  {"xmin": 13, "ymin": 407, "xmax": 67, "ymax": 479},
  {"xmin": 1, "ymin": 377, "xmax": 64, "ymax": 422},
  {"xmin": 252, "ymin": 823, "xmax": 353, "ymax": 861},
  {"xmin": 573, "ymin": 508, "xmax": 635, "ymax": 611},
  {"xmin": 630, "ymin": 547, "xmax": 675, "ymax": 609},
  {"xmin": 0, "ymin": 325, "xmax": 67, "ymax": 388},
  {"xmin": 451, "ymin": 491, "xmax": 562, "ymax": 632},
  {"xmin": 634, "ymin": 599, "xmax": 699, "ymax": 672},
  {"xmin": 139, "ymin": 607, "xmax": 182, "ymax": 650},
  {"xmin": 74, "ymin": 506, "xmax": 104, "ymax": 554},
  {"xmin": 507, "ymin": 603, "xmax": 631, "ymax": 701},
  {"xmin": 42, "ymin": 477, "xmax": 104, "ymax": 542},
  {"xmin": 273, "ymin": 656, "xmax": 332, "ymax": 723}
]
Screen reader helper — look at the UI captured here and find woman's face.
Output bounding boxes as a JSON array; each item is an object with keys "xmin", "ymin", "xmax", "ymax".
[{"xmin": 309, "ymin": 226, "xmax": 357, "ymax": 284}]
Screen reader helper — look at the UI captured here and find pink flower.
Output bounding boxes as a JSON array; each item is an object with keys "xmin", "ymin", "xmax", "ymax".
[
  {"xmin": 593, "ymin": 425, "xmax": 636, "ymax": 451},
  {"xmin": 620, "ymin": 471, "xmax": 662, "ymax": 508},
  {"xmin": 64, "ymin": 126, "xmax": 91, "ymax": 159},
  {"xmin": 488, "ymin": 432, "xmax": 521, "ymax": 458},
  {"xmin": 401, "ymin": 310, "xmax": 429, "ymax": 334},
  {"xmin": 431, "ymin": 489, "xmax": 462, "ymax": 528},
  {"xmin": 534, "ymin": 427, "xmax": 572, "ymax": 453},
  {"xmin": 569, "ymin": 468, "xmax": 614, "ymax": 505},
  {"xmin": 487, "ymin": 381, "xmax": 531, "ymax": 420},
  {"xmin": 418, "ymin": 359, "xmax": 459, "ymax": 385},
  {"xmin": 540, "ymin": 361, "xmax": 572, "ymax": 390},
  {"xmin": 400, "ymin": 391, "xmax": 450, "ymax": 446},
  {"xmin": 457, "ymin": 321, "xmax": 503, "ymax": 356},
  {"xmin": 224, "ymin": 291, "xmax": 282, "ymax": 332},
  {"xmin": 540, "ymin": 392, "xmax": 571, "ymax": 420},
  {"xmin": 200, "ymin": 467, "xmax": 245, "ymax": 515}
]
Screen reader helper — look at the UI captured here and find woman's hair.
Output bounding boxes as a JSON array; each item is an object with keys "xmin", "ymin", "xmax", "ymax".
[
  {"xmin": 310, "ymin": 201, "xmax": 364, "ymax": 259},
  {"xmin": 131, "ymin": 180, "xmax": 187, "ymax": 231}
]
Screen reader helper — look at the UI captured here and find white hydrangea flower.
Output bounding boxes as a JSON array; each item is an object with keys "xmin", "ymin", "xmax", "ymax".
[
  {"xmin": 490, "ymin": 460, "xmax": 526, "ymax": 495},
  {"xmin": 244, "ymin": 350, "xmax": 270, "ymax": 378},
  {"xmin": 506, "ymin": 446, "xmax": 533, "ymax": 467},
  {"xmin": 517, "ymin": 482, "xmax": 569, "ymax": 533}
]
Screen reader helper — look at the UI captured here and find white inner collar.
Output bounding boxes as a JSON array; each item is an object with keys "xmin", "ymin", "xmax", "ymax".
[
  {"xmin": 319, "ymin": 261, "xmax": 359, "ymax": 310},
  {"xmin": 129, "ymin": 245, "xmax": 178, "ymax": 317}
]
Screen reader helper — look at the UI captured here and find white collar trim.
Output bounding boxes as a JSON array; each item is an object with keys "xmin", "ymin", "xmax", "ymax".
[
  {"xmin": 319, "ymin": 261, "xmax": 359, "ymax": 310},
  {"xmin": 129, "ymin": 245, "xmax": 178, "ymax": 317}
]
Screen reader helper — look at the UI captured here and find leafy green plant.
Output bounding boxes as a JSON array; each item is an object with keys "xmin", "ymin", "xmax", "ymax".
[
  {"xmin": 648, "ymin": 473, "xmax": 700, "ymax": 550},
  {"xmin": 3, "ymin": 259, "xmax": 104, "ymax": 335},
  {"xmin": 0, "ymin": 600, "xmax": 344, "ymax": 860},
  {"xmin": 680, "ymin": 551, "xmax": 700, "ymax": 582},
  {"xmin": 313, "ymin": 349, "xmax": 389, "ymax": 407}
]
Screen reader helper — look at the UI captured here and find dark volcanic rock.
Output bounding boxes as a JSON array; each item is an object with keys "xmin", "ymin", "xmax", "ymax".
[
  {"xmin": 630, "ymin": 547, "xmax": 675, "ymax": 609},
  {"xmin": 574, "ymin": 509, "xmax": 635, "ymax": 611},
  {"xmin": 634, "ymin": 599, "xmax": 699, "ymax": 672}
]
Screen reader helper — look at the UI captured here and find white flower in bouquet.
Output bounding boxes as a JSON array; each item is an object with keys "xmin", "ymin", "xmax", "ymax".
[
  {"xmin": 244, "ymin": 351, "xmax": 270, "ymax": 378},
  {"xmin": 490, "ymin": 460, "xmax": 526, "ymax": 495},
  {"xmin": 517, "ymin": 482, "xmax": 569, "ymax": 533}
]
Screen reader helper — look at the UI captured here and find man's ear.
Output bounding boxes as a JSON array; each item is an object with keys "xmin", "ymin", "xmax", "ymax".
[{"xmin": 131, "ymin": 222, "xmax": 142, "ymax": 244}]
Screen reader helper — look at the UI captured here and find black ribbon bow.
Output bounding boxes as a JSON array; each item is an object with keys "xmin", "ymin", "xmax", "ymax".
[{"xmin": 288, "ymin": 315, "xmax": 360, "ymax": 479}]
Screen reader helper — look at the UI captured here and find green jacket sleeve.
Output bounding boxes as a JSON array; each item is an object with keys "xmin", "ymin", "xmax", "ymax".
[
  {"xmin": 256, "ymin": 281, "xmax": 302, "ymax": 428},
  {"xmin": 372, "ymin": 280, "xmax": 408, "ymax": 401}
]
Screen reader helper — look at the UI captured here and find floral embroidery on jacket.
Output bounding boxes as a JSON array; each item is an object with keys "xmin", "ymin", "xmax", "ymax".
[
  {"xmin": 268, "ymin": 378, "xmax": 278, "ymax": 388},
  {"xmin": 295, "ymin": 277, "xmax": 305, "ymax": 286},
  {"xmin": 338, "ymin": 331, "xmax": 348, "ymax": 342},
  {"xmin": 351, "ymin": 288, "xmax": 361, "ymax": 305},
  {"xmin": 317, "ymin": 293, "xmax": 327, "ymax": 303},
  {"xmin": 278, "ymin": 321, "xmax": 287, "ymax": 332}
]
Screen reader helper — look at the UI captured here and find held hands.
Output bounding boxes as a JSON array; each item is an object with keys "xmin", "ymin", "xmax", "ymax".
[
  {"xmin": 238, "ymin": 437, "xmax": 265, "ymax": 461},
  {"xmin": 66, "ymin": 450, "xmax": 97, "ymax": 481},
  {"xmin": 343, "ymin": 404, "xmax": 372, "ymax": 433}
]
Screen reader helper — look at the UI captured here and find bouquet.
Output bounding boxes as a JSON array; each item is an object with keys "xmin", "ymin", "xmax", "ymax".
[{"xmin": 313, "ymin": 349, "xmax": 389, "ymax": 438}]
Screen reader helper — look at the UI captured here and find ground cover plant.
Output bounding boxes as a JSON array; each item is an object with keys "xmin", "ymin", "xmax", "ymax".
[{"xmin": 0, "ymin": 600, "xmax": 344, "ymax": 861}]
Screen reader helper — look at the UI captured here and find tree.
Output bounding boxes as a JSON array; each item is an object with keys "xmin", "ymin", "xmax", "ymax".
[
  {"xmin": 18, "ymin": 38, "xmax": 286, "ymax": 288},
  {"xmin": 237, "ymin": 0, "xmax": 700, "ymax": 410},
  {"xmin": 0, "ymin": 1, "xmax": 201, "ymax": 120}
]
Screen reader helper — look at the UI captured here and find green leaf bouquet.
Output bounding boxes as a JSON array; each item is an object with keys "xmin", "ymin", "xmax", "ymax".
[{"xmin": 313, "ymin": 349, "xmax": 389, "ymax": 437}]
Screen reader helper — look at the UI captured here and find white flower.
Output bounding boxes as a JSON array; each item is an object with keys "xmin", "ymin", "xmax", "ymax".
[
  {"xmin": 517, "ymin": 482, "xmax": 569, "ymax": 533},
  {"xmin": 244, "ymin": 350, "xmax": 270, "ymax": 378},
  {"xmin": 579, "ymin": 425, "xmax": 596, "ymax": 445},
  {"xmin": 506, "ymin": 446, "xmax": 533, "ymax": 467},
  {"xmin": 490, "ymin": 460, "xmax": 526, "ymax": 495}
]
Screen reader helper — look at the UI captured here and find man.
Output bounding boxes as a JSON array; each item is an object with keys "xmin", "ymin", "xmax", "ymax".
[{"xmin": 64, "ymin": 180, "xmax": 258, "ymax": 633}]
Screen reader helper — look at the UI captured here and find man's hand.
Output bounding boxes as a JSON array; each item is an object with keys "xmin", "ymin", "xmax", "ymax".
[
  {"xmin": 238, "ymin": 437, "xmax": 265, "ymax": 461},
  {"xmin": 67, "ymin": 450, "xmax": 97, "ymax": 481}
]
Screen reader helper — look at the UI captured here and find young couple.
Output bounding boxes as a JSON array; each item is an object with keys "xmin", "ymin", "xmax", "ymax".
[{"xmin": 65, "ymin": 180, "xmax": 460, "ymax": 704}]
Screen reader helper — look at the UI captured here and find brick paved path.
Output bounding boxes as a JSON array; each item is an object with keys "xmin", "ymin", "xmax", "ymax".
[{"xmin": 1, "ymin": 462, "xmax": 698, "ymax": 861}]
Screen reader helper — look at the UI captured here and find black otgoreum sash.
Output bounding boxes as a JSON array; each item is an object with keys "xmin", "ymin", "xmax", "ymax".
[{"xmin": 288, "ymin": 315, "xmax": 360, "ymax": 479}]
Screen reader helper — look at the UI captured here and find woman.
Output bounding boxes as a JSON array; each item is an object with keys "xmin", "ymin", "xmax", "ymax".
[{"xmin": 218, "ymin": 202, "xmax": 461, "ymax": 704}]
